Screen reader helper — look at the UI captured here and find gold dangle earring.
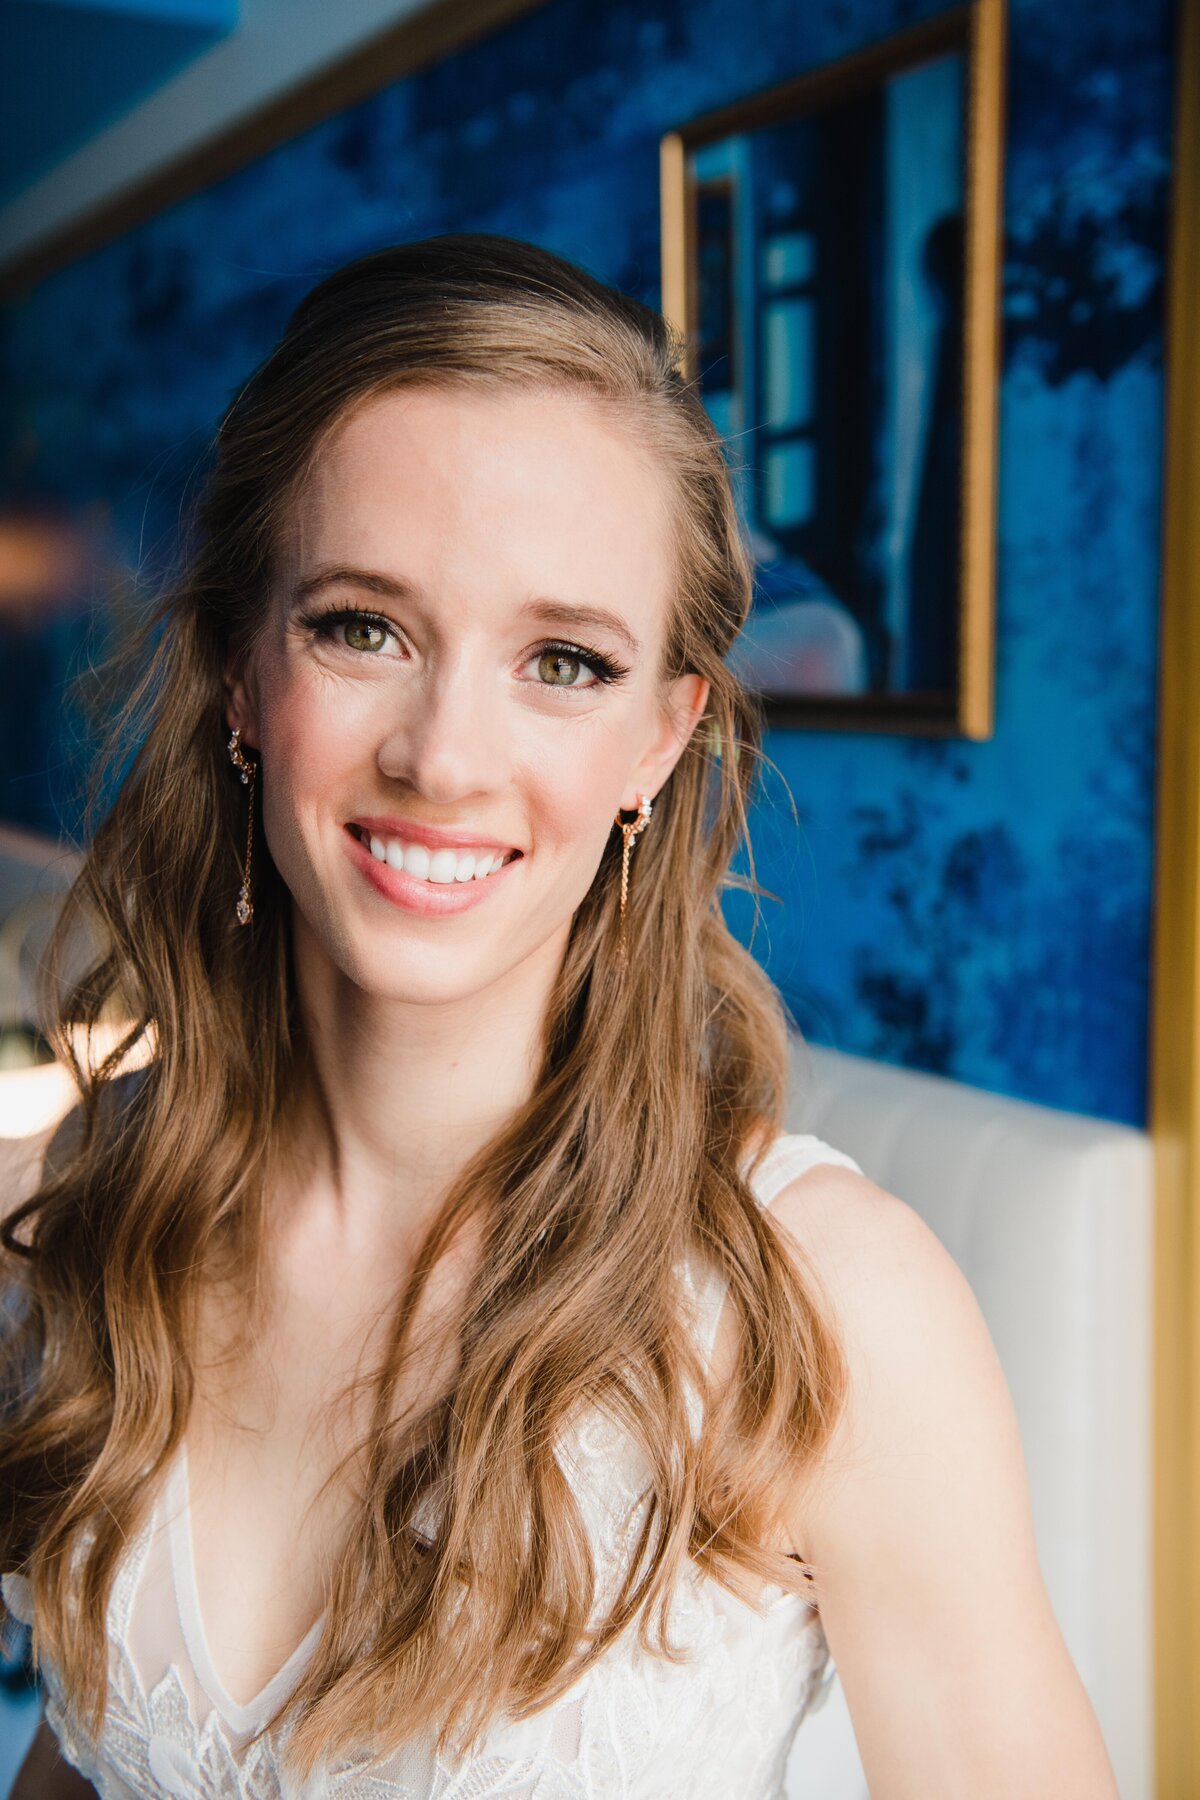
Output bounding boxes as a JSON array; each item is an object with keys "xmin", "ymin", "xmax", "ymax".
[
  {"xmin": 226, "ymin": 727, "xmax": 258, "ymax": 925},
  {"xmin": 613, "ymin": 793, "xmax": 653, "ymax": 967}
]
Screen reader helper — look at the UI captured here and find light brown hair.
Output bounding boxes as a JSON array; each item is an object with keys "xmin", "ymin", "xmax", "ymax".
[{"xmin": 0, "ymin": 233, "xmax": 845, "ymax": 1779}]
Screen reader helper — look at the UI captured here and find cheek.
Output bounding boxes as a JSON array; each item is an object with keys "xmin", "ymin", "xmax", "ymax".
[
  {"xmin": 253, "ymin": 655, "xmax": 640, "ymax": 883},
  {"xmin": 265, "ymin": 661, "xmax": 373, "ymax": 750},
  {"xmin": 251, "ymin": 677, "xmax": 364, "ymax": 877},
  {"xmin": 258, "ymin": 665, "xmax": 371, "ymax": 797},
  {"xmin": 522, "ymin": 730, "xmax": 629, "ymax": 871}
]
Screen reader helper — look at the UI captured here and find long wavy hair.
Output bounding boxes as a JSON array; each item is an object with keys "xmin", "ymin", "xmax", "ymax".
[{"xmin": 0, "ymin": 233, "xmax": 846, "ymax": 1779}]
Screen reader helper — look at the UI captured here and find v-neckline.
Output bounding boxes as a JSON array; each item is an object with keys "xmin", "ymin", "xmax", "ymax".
[{"xmin": 165, "ymin": 1441, "xmax": 327, "ymax": 1735}]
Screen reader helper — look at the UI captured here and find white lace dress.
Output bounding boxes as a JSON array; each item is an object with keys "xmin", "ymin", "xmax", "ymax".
[{"xmin": 2, "ymin": 1131, "xmax": 863, "ymax": 1799}]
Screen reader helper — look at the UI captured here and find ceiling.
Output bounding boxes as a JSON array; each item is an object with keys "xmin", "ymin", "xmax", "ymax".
[{"xmin": 1, "ymin": 0, "xmax": 239, "ymax": 208}]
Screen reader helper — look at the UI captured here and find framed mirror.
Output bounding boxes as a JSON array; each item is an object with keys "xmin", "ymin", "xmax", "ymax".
[{"xmin": 661, "ymin": 1, "xmax": 1006, "ymax": 735}]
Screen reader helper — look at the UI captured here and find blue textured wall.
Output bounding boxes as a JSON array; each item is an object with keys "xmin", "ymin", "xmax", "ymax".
[{"xmin": 0, "ymin": 0, "xmax": 1176, "ymax": 1125}]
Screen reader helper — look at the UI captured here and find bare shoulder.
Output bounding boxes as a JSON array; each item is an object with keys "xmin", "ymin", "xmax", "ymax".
[
  {"xmin": 766, "ymin": 1154, "xmax": 942, "ymax": 1307},
  {"xmin": 767, "ymin": 1157, "xmax": 985, "ymax": 1347},
  {"xmin": 763, "ymin": 1159, "xmax": 1119, "ymax": 1797},
  {"xmin": 764, "ymin": 1158, "xmax": 1022, "ymax": 1528}
]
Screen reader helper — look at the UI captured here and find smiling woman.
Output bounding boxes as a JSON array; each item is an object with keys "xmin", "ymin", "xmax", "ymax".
[{"xmin": 0, "ymin": 233, "xmax": 1116, "ymax": 1800}]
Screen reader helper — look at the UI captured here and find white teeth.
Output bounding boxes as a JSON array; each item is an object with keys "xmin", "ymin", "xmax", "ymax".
[
  {"xmin": 361, "ymin": 830, "xmax": 511, "ymax": 884},
  {"xmin": 427, "ymin": 849, "xmax": 460, "ymax": 884},
  {"xmin": 398, "ymin": 842, "xmax": 428, "ymax": 879}
]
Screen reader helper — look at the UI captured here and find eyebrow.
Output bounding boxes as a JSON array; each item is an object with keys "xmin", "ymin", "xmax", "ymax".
[{"xmin": 288, "ymin": 565, "xmax": 643, "ymax": 658}]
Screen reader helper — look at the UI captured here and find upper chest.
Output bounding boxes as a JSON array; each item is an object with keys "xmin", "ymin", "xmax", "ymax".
[
  {"xmin": 173, "ymin": 1181, "xmax": 823, "ymax": 1714},
  {"xmin": 182, "ymin": 1217, "xmax": 472, "ymax": 1709}
]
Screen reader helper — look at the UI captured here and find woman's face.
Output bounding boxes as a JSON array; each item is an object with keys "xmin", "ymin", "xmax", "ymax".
[{"xmin": 225, "ymin": 384, "xmax": 709, "ymax": 1004}]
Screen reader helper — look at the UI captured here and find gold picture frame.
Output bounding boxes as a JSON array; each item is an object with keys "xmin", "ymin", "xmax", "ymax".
[
  {"xmin": 660, "ymin": 0, "xmax": 1006, "ymax": 736},
  {"xmin": 1150, "ymin": 0, "xmax": 1200, "ymax": 1789}
]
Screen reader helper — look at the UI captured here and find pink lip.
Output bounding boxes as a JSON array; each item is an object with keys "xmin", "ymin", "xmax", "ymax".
[
  {"xmin": 350, "ymin": 815, "xmax": 519, "ymax": 854},
  {"xmin": 342, "ymin": 823, "xmax": 522, "ymax": 916}
]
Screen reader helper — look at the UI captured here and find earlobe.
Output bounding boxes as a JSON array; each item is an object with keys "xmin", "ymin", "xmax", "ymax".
[
  {"xmin": 224, "ymin": 701, "xmax": 256, "ymax": 749},
  {"xmin": 223, "ymin": 666, "xmax": 260, "ymax": 750}
]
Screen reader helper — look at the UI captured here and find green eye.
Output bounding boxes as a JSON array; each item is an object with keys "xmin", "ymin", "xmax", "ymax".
[
  {"xmin": 343, "ymin": 618, "xmax": 389, "ymax": 653},
  {"xmin": 299, "ymin": 607, "xmax": 630, "ymax": 695},
  {"xmin": 299, "ymin": 606, "xmax": 401, "ymax": 654},
  {"xmin": 538, "ymin": 648, "xmax": 585, "ymax": 687},
  {"xmin": 531, "ymin": 639, "xmax": 628, "ymax": 690}
]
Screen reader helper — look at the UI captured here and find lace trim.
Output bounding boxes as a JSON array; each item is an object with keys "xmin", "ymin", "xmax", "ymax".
[{"xmin": 3, "ymin": 1430, "xmax": 832, "ymax": 1800}]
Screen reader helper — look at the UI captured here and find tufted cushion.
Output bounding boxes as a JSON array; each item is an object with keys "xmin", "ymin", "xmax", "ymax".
[{"xmin": 781, "ymin": 1039, "xmax": 1155, "ymax": 1800}]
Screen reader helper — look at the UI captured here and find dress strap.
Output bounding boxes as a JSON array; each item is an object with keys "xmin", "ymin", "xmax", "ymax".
[{"xmin": 743, "ymin": 1130, "xmax": 864, "ymax": 1213}]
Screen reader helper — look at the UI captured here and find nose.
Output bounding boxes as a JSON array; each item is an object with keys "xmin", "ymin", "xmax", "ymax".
[{"xmin": 374, "ymin": 650, "xmax": 511, "ymax": 804}]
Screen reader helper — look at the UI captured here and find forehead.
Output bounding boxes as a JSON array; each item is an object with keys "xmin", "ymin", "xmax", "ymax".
[{"xmin": 279, "ymin": 385, "xmax": 677, "ymax": 629}]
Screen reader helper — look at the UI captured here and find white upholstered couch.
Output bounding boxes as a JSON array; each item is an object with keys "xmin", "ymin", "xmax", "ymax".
[
  {"xmin": 0, "ymin": 827, "xmax": 1158, "ymax": 1800},
  {"xmin": 783, "ymin": 1039, "xmax": 1155, "ymax": 1800}
]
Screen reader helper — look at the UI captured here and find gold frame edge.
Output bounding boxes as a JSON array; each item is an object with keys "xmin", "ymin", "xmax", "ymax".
[{"xmin": 1151, "ymin": 0, "xmax": 1200, "ymax": 1789}]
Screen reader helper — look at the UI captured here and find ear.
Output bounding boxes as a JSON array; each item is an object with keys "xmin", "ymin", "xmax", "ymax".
[
  {"xmin": 620, "ymin": 673, "xmax": 711, "ymax": 813},
  {"xmin": 222, "ymin": 654, "xmax": 262, "ymax": 751}
]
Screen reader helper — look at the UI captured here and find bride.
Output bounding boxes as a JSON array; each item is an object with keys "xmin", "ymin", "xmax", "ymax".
[{"xmin": 1, "ymin": 233, "xmax": 1116, "ymax": 1798}]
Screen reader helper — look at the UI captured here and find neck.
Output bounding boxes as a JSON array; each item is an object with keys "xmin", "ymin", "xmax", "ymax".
[{"xmin": 274, "ymin": 907, "xmax": 568, "ymax": 1255}]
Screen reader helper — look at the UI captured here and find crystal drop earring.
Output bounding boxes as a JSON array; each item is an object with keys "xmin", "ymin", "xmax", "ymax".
[{"xmin": 226, "ymin": 727, "xmax": 258, "ymax": 925}]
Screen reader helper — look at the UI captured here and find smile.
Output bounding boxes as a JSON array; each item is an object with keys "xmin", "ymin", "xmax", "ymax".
[
  {"xmin": 347, "ymin": 823, "xmax": 520, "ymax": 884},
  {"xmin": 343, "ymin": 824, "xmax": 523, "ymax": 917}
]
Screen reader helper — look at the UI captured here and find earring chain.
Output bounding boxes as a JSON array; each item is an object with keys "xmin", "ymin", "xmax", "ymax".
[
  {"xmin": 614, "ymin": 792, "xmax": 652, "ymax": 966},
  {"xmin": 227, "ymin": 728, "xmax": 257, "ymax": 926},
  {"xmin": 224, "ymin": 735, "xmax": 646, "ymax": 951}
]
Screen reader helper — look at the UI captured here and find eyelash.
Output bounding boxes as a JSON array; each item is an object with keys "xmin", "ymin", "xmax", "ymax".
[{"xmin": 296, "ymin": 605, "xmax": 631, "ymax": 692}]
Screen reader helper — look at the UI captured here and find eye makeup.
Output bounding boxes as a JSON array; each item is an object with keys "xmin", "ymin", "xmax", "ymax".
[{"xmin": 293, "ymin": 604, "xmax": 633, "ymax": 693}]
